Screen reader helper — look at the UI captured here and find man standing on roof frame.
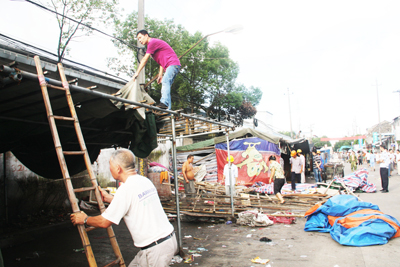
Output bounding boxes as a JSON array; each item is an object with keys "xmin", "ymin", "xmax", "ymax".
[{"xmin": 133, "ymin": 30, "xmax": 181, "ymax": 110}]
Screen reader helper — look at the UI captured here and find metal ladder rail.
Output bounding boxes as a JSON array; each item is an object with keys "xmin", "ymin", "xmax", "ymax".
[{"xmin": 34, "ymin": 56, "xmax": 125, "ymax": 267}]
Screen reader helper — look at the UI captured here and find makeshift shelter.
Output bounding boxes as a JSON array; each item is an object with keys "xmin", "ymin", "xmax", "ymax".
[
  {"xmin": 284, "ymin": 138, "xmax": 311, "ymax": 176},
  {"xmin": 0, "ymin": 35, "xmax": 161, "ymax": 178},
  {"xmin": 177, "ymin": 128, "xmax": 281, "ymax": 184}
]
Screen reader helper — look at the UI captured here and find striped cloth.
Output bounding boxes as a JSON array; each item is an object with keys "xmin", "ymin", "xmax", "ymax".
[
  {"xmin": 251, "ymin": 182, "xmax": 317, "ymax": 195},
  {"xmin": 333, "ymin": 168, "xmax": 376, "ymax": 193}
]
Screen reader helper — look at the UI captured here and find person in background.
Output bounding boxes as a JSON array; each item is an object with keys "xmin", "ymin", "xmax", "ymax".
[
  {"xmin": 366, "ymin": 150, "xmax": 371, "ymax": 166},
  {"xmin": 358, "ymin": 151, "xmax": 363, "ymax": 165},
  {"xmin": 389, "ymin": 149, "xmax": 395, "ymax": 176},
  {"xmin": 312, "ymin": 150, "xmax": 322, "ymax": 183},
  {"xmin": 369, "ymin": 151, "xmax": 376, "ymax": 172},
  {"xmin": 349, "ymin": 150, "xmax": 357, "ymax": 172},
  {"xmin": 297, "ymin": 149, "xmax": 306, "ymax": 183},
  {"xmin": 223, "ymin": 155, "xmax": 238, "ymax": 196},
  {"xmin": 70, "ymin": 149, "xmax": 178, "ymax": 266},
  {"xmin": 396, "ymin": 150, "xmax": 400, "ymax": 174},
  {"xmin": 182, "ymin": 154, "xmax": 196, "ymax": 197},
  {"xmin": 318, "ymin": 151, "xmax": 326, "ymax": 182},
  {"xmin": 268, "ymin": 155, "xmax": 285, "ymax": 204},
  {"xmin": 376, "ymin": 145, "xmax": 390, "ymax": 193},
  {"xmin": 290, "ymin": 150, "xmax": 302, "ymax": 191}
]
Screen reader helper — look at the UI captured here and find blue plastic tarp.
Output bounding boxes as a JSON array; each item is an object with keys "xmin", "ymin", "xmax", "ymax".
[{"xmin": 304, "ymin": 195, "xmax": 400, "ymax": 246}]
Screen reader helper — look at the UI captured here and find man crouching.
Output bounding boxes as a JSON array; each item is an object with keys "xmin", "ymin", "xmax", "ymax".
[{"xmin": 70, "ymin": 148, "xmax": 178, "ymax": 266}]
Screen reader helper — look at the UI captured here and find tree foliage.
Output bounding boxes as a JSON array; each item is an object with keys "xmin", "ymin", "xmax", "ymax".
[
  {"xmin": 109, "ymin": 13, "xmax": 262, "ymax": 124},
  {"xmin": 47, "ymin": 0, "xmax": 118, "ymax": 62},
  {"xmin": 312, "ymin": 136, "xmax": 332, "ymax": 148},
  {"xmin": 333, "ymin": 139, "xmax": 352, "ymax": 151}
]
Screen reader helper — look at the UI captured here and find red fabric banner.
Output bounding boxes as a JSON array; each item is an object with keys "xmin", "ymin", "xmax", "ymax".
[
  {"xmin": 216, "ymin": 138, "xmax": 281, "ymax": 185},
  {"xmin": 320, "ymin": 136, "xmax": 366, "ymax": 141}
]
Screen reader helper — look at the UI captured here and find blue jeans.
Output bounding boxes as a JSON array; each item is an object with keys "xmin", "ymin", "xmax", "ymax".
[
  {"xmin": 160, "ymin": 65, "xmax": 180, "ymax": 109},
  {"xmin": 313, "ymin": 169, "xmax": 321, "ymax": 183}
]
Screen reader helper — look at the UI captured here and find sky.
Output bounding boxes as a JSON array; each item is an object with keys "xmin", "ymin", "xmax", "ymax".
[{"xmin": 2, "ymin": 0, "xmax": 400, "ymax": 138}]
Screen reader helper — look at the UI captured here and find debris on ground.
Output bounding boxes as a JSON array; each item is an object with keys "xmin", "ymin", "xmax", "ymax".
[
  {"xmin": 161, "ymin": 178, "xmax": 331, "ymax": 221},
  {"xmin": 183, "ymin": 254, "xmax": 194, "ymax": 263},
  {"xmin": 236, "ymin": 210, "xmax": 274, "ymax": 227},
  {"xmin": 268, "ymin": 212, "xmax": 296, "ymax": 224},
  {"xmin": 170, "ymin": 255, "xmax": 183, "ymax": 264},
  {"xmin": 251, "ymin": 256, "xmax": 270, "ymax": 264}
]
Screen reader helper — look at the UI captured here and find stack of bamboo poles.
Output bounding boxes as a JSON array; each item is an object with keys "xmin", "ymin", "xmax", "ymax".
[
  {"xmin": 161, "ymin": 178, "xmax": 330, "ymax": 218},
  {"xmin": 157, "ymin": 115, "xmax": 222, "ymax": 135}
]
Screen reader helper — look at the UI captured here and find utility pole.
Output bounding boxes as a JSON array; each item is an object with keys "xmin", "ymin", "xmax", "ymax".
[
  {"xmin": 137, "ymin": 0, "xmax": 145, "ymax": 86},
  {"xmin": 373, "ymin": 79, "xmax": 382, "ymax": 144},
  {"xmin": 393, "ymin": 90, "xmax": 400, "ymax": 116},
  {"xmin": 287, "ymin": 88, "xmax": 293, "ymax": 138}
]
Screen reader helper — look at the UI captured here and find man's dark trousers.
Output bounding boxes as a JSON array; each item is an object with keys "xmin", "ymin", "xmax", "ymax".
[
  {"xmin": 291, "ymin": 172, "xmax": 300, "ymax": 190},
  {"xmin": 380, "ymin": 167, "xmax": 389, "ymax": 191}
]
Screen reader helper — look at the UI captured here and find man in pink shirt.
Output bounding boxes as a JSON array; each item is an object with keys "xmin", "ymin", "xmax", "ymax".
[{"xmin": 133, "ymin": 30, "xmax": 181, "ymax": 110}]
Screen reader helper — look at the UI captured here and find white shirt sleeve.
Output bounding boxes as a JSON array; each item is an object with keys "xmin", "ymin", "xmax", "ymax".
[{"xmin": 101, "ymin": 184, "xmax": 132, "ymax": 225}]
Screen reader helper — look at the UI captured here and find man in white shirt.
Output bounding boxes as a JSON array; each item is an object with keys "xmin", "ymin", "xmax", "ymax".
[
  {"xmin": 377, "ymin": 146, "xmax": 390, "ymax": 193},
  {"xmin": 297, "ymin": 149, "xmax": 306, "ymax": 183},
  {"xmin": 223, "ymin": 155, "xmax": 238, "ymax": 196},
  {"xmin": 290, "ymin": 150, "xmax": 302, "ymax": 191},
  {"xmin": 70, "ymin": 148, "xmax": 177, "ymax": 266},
  {"xmin": 366, "ymin": 151, "xmax": 371, "ymax": 166}
]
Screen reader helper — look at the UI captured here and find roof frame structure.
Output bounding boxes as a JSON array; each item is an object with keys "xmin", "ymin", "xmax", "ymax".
[{"xmin": 1, "ymin": 59, "xmax": 236, "ymax": 251}]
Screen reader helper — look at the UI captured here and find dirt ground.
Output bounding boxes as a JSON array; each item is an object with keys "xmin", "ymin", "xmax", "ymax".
[{"xmin": 2, "ymin": 162, "xmax": 400, "ymax": 267}]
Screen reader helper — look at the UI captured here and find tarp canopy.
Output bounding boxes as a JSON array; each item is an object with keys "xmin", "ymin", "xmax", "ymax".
[
  {"xmin": 0, "ymin": 54, "xmax": 160, "ymax": 178},
  {"xmin": 339, "ymin": 146, "xmax": 352, "ymax": 152},
  {"xmin": 285, "ymin": 138, "xmax": 310, "ymax": 155},
  {"xmin": 304, "ymin": 195, "xmax": 400, "ymax": 246},
  {"xmin": 177, "ymin": 128, "xmax": 281, "ymax": 151}
]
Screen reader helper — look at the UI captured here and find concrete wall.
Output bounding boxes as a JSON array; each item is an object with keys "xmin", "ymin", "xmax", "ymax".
[{"xmin": 0, "ymin": 139, "xmax": 191, "ymax": 226}]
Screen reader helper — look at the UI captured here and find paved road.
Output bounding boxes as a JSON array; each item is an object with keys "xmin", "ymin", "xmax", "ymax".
[{"xmin": 2, "ymin": 162, "xmax": 399, "ymax": 267}]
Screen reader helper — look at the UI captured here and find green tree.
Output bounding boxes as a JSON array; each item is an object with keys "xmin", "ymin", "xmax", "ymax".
[
  {"xmin": 334, "ymin": 139, "xmax": 352, "ymax": 151},
  {"xmin": 312, "ymin": 136, "xmax": 332, "ymax": 148},
  {"xmin": 109, "ymin": 13, "xmax": 262, "ymax": 124},
  {"xmin": 224, "ymin": 84, "xmax": 262, "ymax": 125},
  {"xmin": 47, "ymin": 0, "xmax": 118, "ymax": 62}
]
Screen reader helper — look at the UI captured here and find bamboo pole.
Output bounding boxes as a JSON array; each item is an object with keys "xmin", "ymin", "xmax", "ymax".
[
  {"xmin": 58, "ymin": 63, "xmax": 126, "ymax": 267},
  {"xmin": 34, "ymin": 57, "xmax": 97, "ymax": 267}
]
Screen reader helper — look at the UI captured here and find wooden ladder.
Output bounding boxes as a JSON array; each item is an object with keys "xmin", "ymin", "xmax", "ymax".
[{"xmin": 34, "ymin": 56, "xmax": 126, "ymax": 267}]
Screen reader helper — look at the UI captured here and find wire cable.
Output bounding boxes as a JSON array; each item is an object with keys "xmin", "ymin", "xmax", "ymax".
[{"xmin": 24, "ymin": 0, "xmax": 144, "ymax": 52}]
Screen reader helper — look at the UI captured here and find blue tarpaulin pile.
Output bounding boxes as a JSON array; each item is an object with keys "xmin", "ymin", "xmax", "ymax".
[{"xmin": 304, "ymin": 195, "xmax": 400, "ymax": 246}]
